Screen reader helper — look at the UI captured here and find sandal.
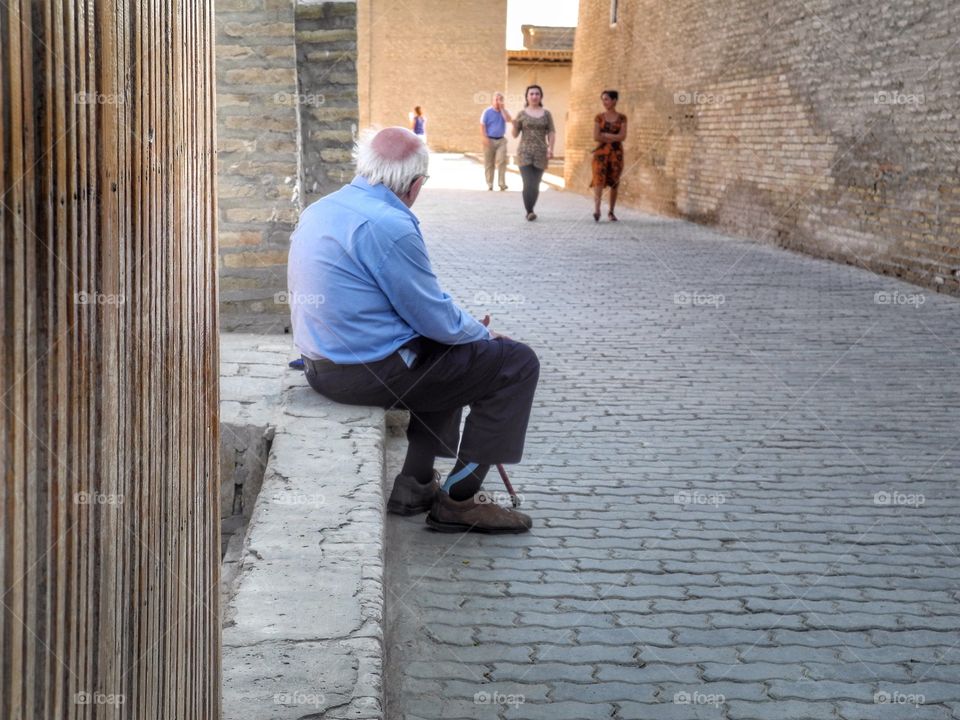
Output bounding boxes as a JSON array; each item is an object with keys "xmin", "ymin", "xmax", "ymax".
[
  {"xmin": 608, "ymin": 211, "xmax": 618, "ymax": 222},
  {"xmin": 593, "ymin": 212, "xmax": 600, "ymax": 222}
]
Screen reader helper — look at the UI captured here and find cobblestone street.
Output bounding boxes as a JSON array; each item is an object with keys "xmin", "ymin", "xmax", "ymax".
[{"xmin": 384, "ymin": 155, "xmax": 960, "ymax": 720}]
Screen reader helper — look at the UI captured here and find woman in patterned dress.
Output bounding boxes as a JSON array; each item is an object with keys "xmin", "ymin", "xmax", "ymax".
[
  {"xmin": 511, "ymin": 84, "xmax": 556, "ymax": 221},
  {"xmin": 591, "ymin": 90, "xmax": 627, "ymax": 222}
]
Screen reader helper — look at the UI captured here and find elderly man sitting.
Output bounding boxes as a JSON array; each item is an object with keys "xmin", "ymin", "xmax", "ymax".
[{"xmin": 287, "ymin": 127, "xmax": 539, "ymax": 534}]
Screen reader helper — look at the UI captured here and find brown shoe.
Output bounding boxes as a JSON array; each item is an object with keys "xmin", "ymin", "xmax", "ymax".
[
  {"xmin": 387, "ymin": 471, "xmax": 439, "ymax": 516},
  {"xmin": 425, "ymin": 491, "xmax": 532, "ymax": 534}
]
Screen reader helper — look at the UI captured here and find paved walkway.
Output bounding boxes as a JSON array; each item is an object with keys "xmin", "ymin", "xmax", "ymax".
[{"xmin": 383, "ymin": 154, "xmax": 960, "ymax": 720}]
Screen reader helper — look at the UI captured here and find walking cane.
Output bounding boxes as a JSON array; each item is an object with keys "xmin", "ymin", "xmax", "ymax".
[
  {"xmin": 480, "ymin": 316, "xmax": 522, "ymax": 508},
  {"xmin": 496, "ymin": 464, "xmax": 521, "ymax": 508}
]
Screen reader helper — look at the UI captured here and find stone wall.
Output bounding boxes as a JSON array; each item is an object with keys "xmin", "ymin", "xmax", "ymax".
[
  {"xmin": 296, "ymin": 1, "xmax": 360, "ymax": 206},
  {"xmin": 357, "ymin": 0, "xmax": 508, "ymax": 152},
  {"xmin": 567, "ymin": 0, "xmax": 960, "ymax": 295},
  {"xmin": 217, "ymin": 0, "xmax": 302, "ymax": 332}
]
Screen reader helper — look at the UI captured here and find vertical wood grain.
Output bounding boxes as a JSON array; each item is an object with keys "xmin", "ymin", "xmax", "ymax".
[{"xmin": 0, "ymin": 1, "xmax": 220, "ymax": 717}]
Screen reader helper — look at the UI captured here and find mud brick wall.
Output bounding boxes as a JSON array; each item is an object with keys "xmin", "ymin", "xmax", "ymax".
[
  {"xmin": 357, "ymin": 0, "xmax": 508, "ymax": 152},
  {"xmin": 216, "ymin": 0, "xmax": 302, "ymax": 331},
  {"xmin": 567, "ymin": 0, "xmax": 960, "ymax": 295},
  {"xmin": 296, "ymin": 1, "xmax": 360, "ymax": 206}
]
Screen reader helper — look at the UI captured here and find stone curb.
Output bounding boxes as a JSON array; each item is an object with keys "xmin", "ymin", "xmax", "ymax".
[{"xmin": 220, "ymin": 334, "xmax": 386, "ymax": 720}]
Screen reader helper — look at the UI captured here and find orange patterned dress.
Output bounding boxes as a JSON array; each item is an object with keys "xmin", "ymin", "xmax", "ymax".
[{"xmin": 590, "ymin": 112, "xmax": 626, "ymax": 188}]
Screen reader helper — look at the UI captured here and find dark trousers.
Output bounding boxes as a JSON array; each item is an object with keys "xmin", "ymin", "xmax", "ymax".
[
  {"xmin": 304, "ymin": 337, "xmax": 540, "ymax": 466},
  {"xmin": 519, "ymin": 165, "xmax": 545, "ymax": 213}
]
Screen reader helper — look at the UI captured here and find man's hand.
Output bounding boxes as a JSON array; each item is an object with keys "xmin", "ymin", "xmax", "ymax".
[{"xmin": 481, "ymin": 314, "xmax": 510, "ymax": 340}]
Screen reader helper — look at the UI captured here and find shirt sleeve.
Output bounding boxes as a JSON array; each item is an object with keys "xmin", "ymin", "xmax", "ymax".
[
  {"xmin": 547, "ymin": 110, "xmax": 556, "ymax": 134},
  {"xmin": 374, "ymin": 232, "xmax": 491, "ymax": 345}
]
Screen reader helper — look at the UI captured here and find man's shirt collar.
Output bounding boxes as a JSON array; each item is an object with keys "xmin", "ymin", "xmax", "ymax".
[{"xmin": 350, "ymin": 175, "xmax": 420, "ymax": 226}]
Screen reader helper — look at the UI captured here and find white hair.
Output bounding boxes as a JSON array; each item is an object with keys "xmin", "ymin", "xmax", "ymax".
[{"xmin": 354, "ymin": 127, "xmax": 429, "ymax": 196}]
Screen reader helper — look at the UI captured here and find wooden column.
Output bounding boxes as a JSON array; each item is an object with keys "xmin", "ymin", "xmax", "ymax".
[{"xmin": 0, "ymin": 1, "xmax": 221, "ymax": 718}]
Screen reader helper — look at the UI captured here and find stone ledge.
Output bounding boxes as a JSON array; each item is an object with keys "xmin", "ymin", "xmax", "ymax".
[{"xmin": 221, "ymin": 333, "xmax": 386, "ymax": 720}]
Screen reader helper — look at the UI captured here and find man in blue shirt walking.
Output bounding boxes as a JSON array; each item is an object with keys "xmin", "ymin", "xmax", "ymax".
[
  {"xmin": 288, "ymin": 127, "xmax": 539, "ymax": 533},
  {"xmin": 480, "ymin": 92, "xmax": 512, "ymax": 191}
]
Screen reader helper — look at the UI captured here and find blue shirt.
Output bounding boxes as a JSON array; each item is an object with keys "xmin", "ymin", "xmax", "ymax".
[
  {"xmin": 287, "ymin": 176, "xmax": 490, "ymax": 364},
  {"xmin": 481, "ymin": 107, "xmax": 506, "ymax": 138}
]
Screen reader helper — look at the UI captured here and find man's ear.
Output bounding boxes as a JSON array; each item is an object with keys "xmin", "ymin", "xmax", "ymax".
[
  {"xmin": 410, "ymin": 174, "xmax": 427, "ymax": 197},
  {"xmin": 401, "ymin": 175, "xmax": 425, "ymax": 207}
]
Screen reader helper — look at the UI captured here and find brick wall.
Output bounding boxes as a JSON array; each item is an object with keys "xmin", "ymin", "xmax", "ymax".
[
  {"xmin": 357, "ymin": 0, "xmax": 508, "ymax": 152},
  {"xmin": 216, "ymin": 0, "xmax": 302, "ymax": 331},
  {"xmin": 296, "ymin": 1, "xmax": 359, "ymax": 206},
  {"xmin": 567, "ymin": 0, "xmax": 960, "ymax": 295}
]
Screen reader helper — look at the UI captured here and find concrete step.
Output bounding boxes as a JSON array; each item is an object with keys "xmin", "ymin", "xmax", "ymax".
[{"xmin": 220, "ymin": 334, "xmax": 387, "ymax": 720}]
